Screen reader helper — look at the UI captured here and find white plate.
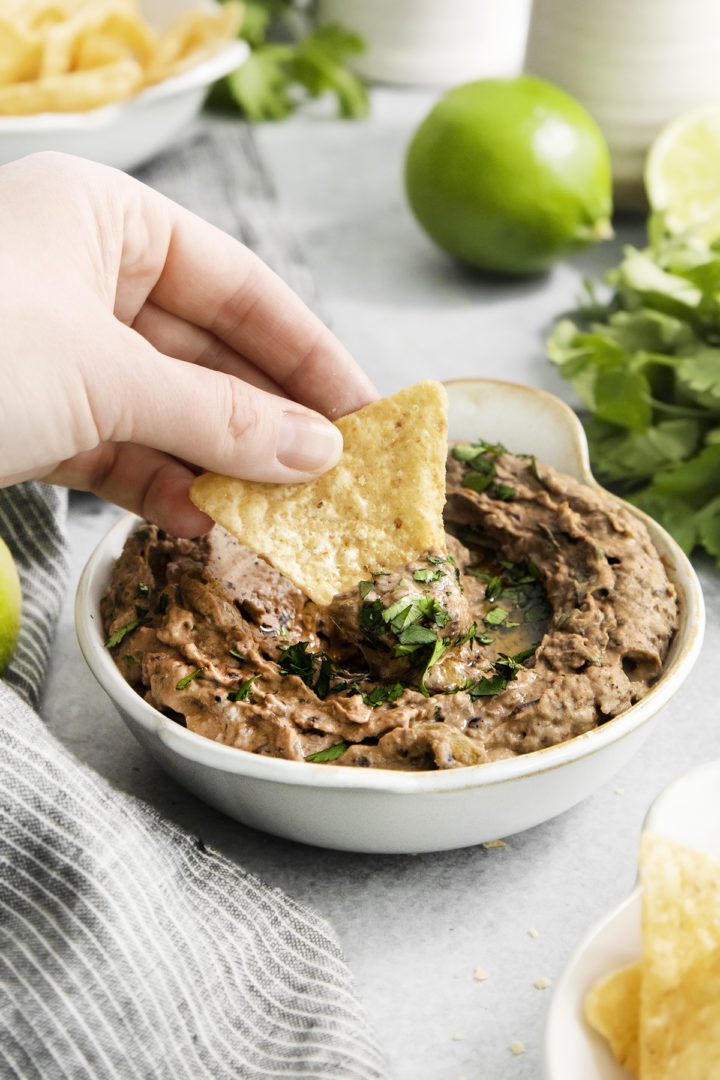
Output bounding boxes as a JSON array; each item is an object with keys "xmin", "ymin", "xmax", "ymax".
[
  {"xmin": 544, "ymin": 759, "xmax": 720, "ymax": 1079},
  {"xmin": 0, "ymin": 2, "xmax": 248, "ymax": 172}
]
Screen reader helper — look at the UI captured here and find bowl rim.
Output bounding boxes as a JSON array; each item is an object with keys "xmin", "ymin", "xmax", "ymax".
[
  {"xmin": 0, "ymin": 38, "xmax": 249, "ymax": 132},
  {"xmin": 75, "ymin": 377, "xmax": 706, "ymax": 795}
]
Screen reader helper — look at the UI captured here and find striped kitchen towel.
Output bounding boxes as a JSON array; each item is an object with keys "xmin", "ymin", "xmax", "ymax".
[{"xmin": 0, "ymin": 482, "xmax": 389, "ymax": 1080}]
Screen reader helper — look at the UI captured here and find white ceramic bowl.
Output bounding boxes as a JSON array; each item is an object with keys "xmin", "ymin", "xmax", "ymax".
[
  {"xmin": 0, "ymin": 1, "xmax": 248, "ymax": 172},
  {"xmin": 544, "ymin": 758, "xmax": 720, "ymax": 1080},
  {"xmin": 75, "ymin": 379, "xmax": 705, "ymax": 853},
  {"xmin": 315, "ymin": 0, "xmax": 531, "ymax": 86}
]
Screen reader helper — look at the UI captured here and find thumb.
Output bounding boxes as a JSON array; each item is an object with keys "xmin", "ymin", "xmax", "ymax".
[{"xmin": 93, "ymin": 321, "xmax": 345, "ymax": 482}]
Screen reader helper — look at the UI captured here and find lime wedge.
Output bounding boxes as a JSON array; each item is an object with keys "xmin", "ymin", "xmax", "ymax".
[{"xmin": 645, "ymin": 103, "xmax": 720, "ymax": 241}]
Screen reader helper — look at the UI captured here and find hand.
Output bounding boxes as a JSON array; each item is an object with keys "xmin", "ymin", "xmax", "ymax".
[{"xmin": 0, "ymin": 152, "xmax": 377, "ymax": 536}]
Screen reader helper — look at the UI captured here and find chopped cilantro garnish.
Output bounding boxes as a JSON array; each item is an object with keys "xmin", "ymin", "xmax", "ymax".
[
  {"xmin": 305, "ymin": 741, "xmax": 350, "ymax": 763},
  {"xmin": 359, "ymin": 598, "xmax": 386, "ymax": 641},
  {"xmin": 453, "ymin": 645, "xmax": 538, "ymax": 701},
  {"xmin": 452, "ymin": 440, "xmax": 516, "ymax": 500},
  {"xmin": 495, "ymin": 649, "xmax": 535, "ymax": 678},
  {"xmin": 176, "ymin": 668, "xmax": 202, "ymax": 690},
  {"xmin": 485, "ymin": 575, "xmax": 505, "ymax": 602},
  {"xmin": 361, "ymin": 683, "xmax": 405, "ymax": 707},
  {"xmin": 362, "ymin": 592, "xmax": 450, "ymax": 646},
  {"xmin": 229, "ymin": 648, "xmax": 245, "ymax": 663},
  {"xmin": 468, "ymin": 673, "xmax": 509, "ymax": 698},
  {"xmin": 105, "ymin": 619, "xmax": 144, "ymax": 648},
  {"xmin": 393, "ymin": 623, "xmax": 438, "ymax": 656},
  {"xmin": 427, "ymin": 553, "xmax": 455, "ymax": 566},
  {"xmin": 314, "ymin": 656, "xmax": 336, "ymax": 700},
  {"xmin": 455, "ymin": 622, "xmax": 478, "ymax": 647},
  {"xmin": 418, "ymin": 638, "xmax": 449, "ymax": 696},
  {"xmin": 484, "ymin": 606, "xmax": 509, "ymax": 626},
  {"xmin": 462, "ymin": 467, "xmax": 495, "ymax": 495},
  {"xmin": 278, "ymin": 641, "xmax": 315, "ymax": 682},
  {"xmin": 278, "ymin": 641, "xmax": 343, "ymax": 700},
  {"xmin": 155, "ymin": 593, "xmax": 169, "ymax": 614},
  {"xmin": 413, "ymin": 568, "xmax": 444, "ymax": 583},
  {"xmin": 137, "ymin": 582, "xmax": 149, "ymax": 596},
  {"xmin": 228, "ymin": 674, "xmax": 260, "ymax": 701},
  {"xmin": 358, "ymin": 580, "xmax": 375, "ymax": 599}
]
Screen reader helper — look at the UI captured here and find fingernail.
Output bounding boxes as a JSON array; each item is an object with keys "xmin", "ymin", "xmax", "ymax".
[{"xmin": 277, "ymin": 412, "xmax": 343, "ymax": 473}]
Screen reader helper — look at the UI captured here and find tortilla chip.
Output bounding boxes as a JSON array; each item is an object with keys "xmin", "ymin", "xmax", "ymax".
[
  {"xmin": 190, "ymin": 381, "xmax": 449, "ymax": 606},
  {"xmin": 658, "ymin": 948, "xmax": 720, "ymax": 1079},
  {"xmin": 584, "ymin": 961, "xmax": 641, "ymax": 1077},
  {"xmin": 639, "ymin": 832, "xmax": 720, "ymax": 1080}
]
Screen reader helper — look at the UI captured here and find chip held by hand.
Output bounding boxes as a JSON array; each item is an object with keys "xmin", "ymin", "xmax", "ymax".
[{"xmin": 190, "ymin": 380, "xmax": 449, "ymax": 607}]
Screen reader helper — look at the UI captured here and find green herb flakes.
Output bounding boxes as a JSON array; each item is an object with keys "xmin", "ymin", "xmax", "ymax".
[
  {"xmin": 105, "ymin": 619, "xmax": 144, "ymax": 649},
  {"xmin": 176, "ymin": 669, "xmax": 202, "ymax": 691},
  {"xmin": 452, "ymin": 440, "xmax": 516, "ymax": 501},
  {"xmin": 484, "ymin": 606, "xmax": 509, "ymax": 626},
  {"xmin": 305, "ymin": 741, "xmax": 350, "ymax": 764},
  {"xmin": 228, "ymin": 675, "xmax": 261, "ymax": 702},
  {"xmin": 278, "ymin": 641, "xmax": 342, "ymax": 700},
  {"xmin": 361, "ymin": 683, "xmax": 405, "ymax": 707},
  {"xmin": 412, "ymin": 568, "xmax": 444, "ymax": 583}
]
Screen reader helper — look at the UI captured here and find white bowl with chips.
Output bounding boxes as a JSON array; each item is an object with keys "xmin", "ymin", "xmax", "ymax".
[
  {"xmin": 75, "ymin": 378, "xmax": 705, "ymax": 854},
  {"xmin": 0, "ymin": 1, "xmax": 248, "ymax": 172},
  {"xmin": 544, "ymin": 759, "xmax": 720, "ymax": 1080}
]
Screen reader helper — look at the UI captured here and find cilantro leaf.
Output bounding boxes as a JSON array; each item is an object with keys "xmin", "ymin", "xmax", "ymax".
[
  {"xmin": 228, "ymin": 674, "xmax": 261, "ymax": 701},
  {"xmin": 675, "ymin": 350, "xmax": 720, "ymax": 407},
  {"xmin": 105, "ymin": 619, "xmax": 144, "ymax": 649},
  {"xmin": 547, "ymin": 231, "xmax": 720, "ymax": 565},
  {"xmin": 484, "ymin": 606, "xmax": 509, "ymax": 626},
  {"xmin": 413, "ymin": 568, "xmax": 444, "ymax": 583},
  {"xmin": 452, "ymin": 441, "xmax": 516, "ymax": 500},
  {"xmin": 278, "ymin": 641, "xmax": 343, "ymax": 700},
  {"xmin": 305, "ymin": 741, "xmax": 349, "ymax": 763},
  {"xmin": 361, "ymin": 683, "xmax": 405, "ymax": 707},
  {"xmin": 468, "ymin": 674, "xmax": 508, "ymax": 698},
  {"xmin": 210, "ymin": 5, "xmax": 368, "ymax": 122},
  {"xmin": 418, "ymin": 638, "xmax": 448, "ymax": 696},
  {"xmin": 176, "ymin": 669, "xmax": 202, "ymax": 691}
]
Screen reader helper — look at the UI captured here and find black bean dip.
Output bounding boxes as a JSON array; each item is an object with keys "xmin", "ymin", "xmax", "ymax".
[{"xmin": 102, "ymin": 441, "xmax": 678, "ymax": 771}]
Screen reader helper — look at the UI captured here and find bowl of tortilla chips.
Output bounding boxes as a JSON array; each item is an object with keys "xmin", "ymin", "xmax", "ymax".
[
  {"xmin": 0, "ymin": 0, "xmax": 247, "ymax": 171},
  {"xmin": 545, "ymin": 760, "xmax": 720, "ymax": 1080},
  {"xmin": 75, "ymin": 378, "xmax": 705, "ymax": 853}
]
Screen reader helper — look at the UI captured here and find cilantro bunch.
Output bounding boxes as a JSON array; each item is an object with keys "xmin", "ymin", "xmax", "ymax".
[
  {"xmin": 211, "ymin": 0, "xmax": 368, "ymax": 121},
  {"xmin": 548, "ymin": 233, "xmax": 720, "ymax": 563}
]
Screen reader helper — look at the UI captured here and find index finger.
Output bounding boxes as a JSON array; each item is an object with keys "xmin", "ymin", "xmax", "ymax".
[{"xmin": 137, "ymin": 188, "xmax": 378, "ymax": 420}]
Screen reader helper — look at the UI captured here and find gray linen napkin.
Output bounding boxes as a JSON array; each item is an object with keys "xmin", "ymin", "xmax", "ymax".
[{"xmin": 0, "ymin": 482, "xmax": 389, "ymax": 1080}]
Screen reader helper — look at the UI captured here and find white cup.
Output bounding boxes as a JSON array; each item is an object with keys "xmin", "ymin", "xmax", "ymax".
[
  {"xmin": 523, "ymin": 0, "xmax": 720, "ymax": 209},
  {"xmin": 315, "ymin": 0, "xmax": 532, "ymax": 87}
]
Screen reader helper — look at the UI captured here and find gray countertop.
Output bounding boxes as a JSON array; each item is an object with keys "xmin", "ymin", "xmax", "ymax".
[{"xmin": 43, "ymin": 90, "xmax": 720, "ymax": 1080}]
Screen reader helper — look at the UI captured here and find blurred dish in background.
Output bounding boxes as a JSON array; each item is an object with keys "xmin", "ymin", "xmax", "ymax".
[
  {"xmin": 0, "ymin": 0, "xmax": 242, "ymax": 114},
  {"xmin": 523, "ymin": 0, "xmax": 720, "ymax": 211},
  {"xmin": 315, "ymin": 0, "xmax": 531, "ymax": 87},
  {"xmin": 0, "ymin": 0, "xmax": 247, "ymax": 171}
]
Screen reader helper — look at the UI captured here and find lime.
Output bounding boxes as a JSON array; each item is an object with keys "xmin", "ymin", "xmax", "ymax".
[
  {"xmin": 404, "ymin": 75, "xmax": 613, "ymax": 276},
  {"xmin": 0, "ymin": 537, "xmax": 21, "ymax": 675},
  {"xmin": 645, "ymin": 103, "xmax": 720, "ymax": 241}
]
